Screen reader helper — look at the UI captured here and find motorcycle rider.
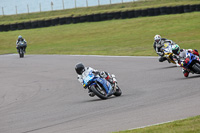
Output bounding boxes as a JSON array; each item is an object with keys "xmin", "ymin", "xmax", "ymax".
[
  {"xmin": 16, "ymin": 35, "xmax": 27, "ymax": 53},
  {"xmin": 153, "ymin": 35, "xmax": 176, "ymax": 62},
  {"xmin": 75, "ymin": 62, "xmax": 116, "ymax": 97},
  {"xmin": 172, "ymin": 44, "xmax": 200, "ymax": 77}
]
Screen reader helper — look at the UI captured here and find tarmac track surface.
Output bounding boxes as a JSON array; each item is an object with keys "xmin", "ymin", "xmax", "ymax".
[{"xmin": 0, "ymin": 54, "xmax": 200, "ymax": 133}]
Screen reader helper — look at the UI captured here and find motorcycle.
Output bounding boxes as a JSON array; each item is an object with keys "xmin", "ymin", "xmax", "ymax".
[
  {"xmin": 160, "ymin": 42, "xmax": 176, "ymax": 64},
  {"xmin": 83, "ymin": 71, "xmax": 122, "ymax": 99},
  {"xmin": 17, "ymin": 41, "xmax": 26, "ymax": 58},
  {"xmin": 181, "ymin": 52, "xmax": 200, "ymax": 75}
]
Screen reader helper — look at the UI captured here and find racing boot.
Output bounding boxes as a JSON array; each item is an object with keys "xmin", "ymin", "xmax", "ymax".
[
  {"xmin": 159, "ymin": 56, "xmax": 167, "ymax": 62},
  {"xmin": 182, "ymin": 68, "xmax": 189, "ymax": 77}
]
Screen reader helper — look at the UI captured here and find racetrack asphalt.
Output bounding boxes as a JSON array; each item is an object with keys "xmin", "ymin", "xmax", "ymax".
[{"xmin": 0, "ymin": 54, "xmax": 200, "ymax": 133}]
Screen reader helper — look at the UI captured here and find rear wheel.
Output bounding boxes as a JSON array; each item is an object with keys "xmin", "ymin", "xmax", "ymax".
[
  {"xmin": 90, "ymin": 84, "xmax": 108, "ymax": 100},
  {"xmin": 192, "ymin": 63, "xmax": 200, "ymax": 74}
]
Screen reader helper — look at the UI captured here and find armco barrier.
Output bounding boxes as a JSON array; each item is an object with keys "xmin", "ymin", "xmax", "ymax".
[{"xmin": 0, "ymin": 4, "xmax": 200, "ymax": 32}]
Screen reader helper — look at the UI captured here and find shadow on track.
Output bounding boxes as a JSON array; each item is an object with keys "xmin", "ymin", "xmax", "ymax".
[{"xmin": 175, "ymin": 74, "xmax": 200, "ymax": 80}]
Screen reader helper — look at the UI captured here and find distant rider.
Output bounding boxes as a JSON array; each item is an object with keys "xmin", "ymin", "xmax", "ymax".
[
  {"xmin": 16, "ymin": 35, "xmax": 27, "ymax": 53},
  {"xmin": 172, "ymin": 44, "xmax": 200, "ymax": 77},
  {"xmin": 75, "ymin": 62, "xmax": 116, "ymax": 97},
  {"xmin": 153, "ymin": 35, "xmax": 176, "ymax": 62}
]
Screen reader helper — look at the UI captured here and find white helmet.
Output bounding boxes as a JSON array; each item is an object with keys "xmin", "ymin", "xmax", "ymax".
[{"xmin": 154, "ymin": 35, "xmax": 161, "ymax": 44}]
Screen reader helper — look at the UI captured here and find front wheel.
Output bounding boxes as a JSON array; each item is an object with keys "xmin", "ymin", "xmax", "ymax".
[
  {"xmin": 192, "ymin": 63, "xmax": 200, "ymax": 74},
  {"xmin": 114, "ymin": 85, "xmax": 122, "ymax": 96},
  {"xmin": 90, "ymin": 84, "xmax": 108, "ymax": 100},
  {"xmin": 19, "ymin": 48, "xmax": 24, "ymax": 58}
]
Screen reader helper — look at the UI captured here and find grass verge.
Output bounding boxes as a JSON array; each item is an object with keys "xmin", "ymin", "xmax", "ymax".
[
  {"xmin": 0, "ymin": 0, "xmax": 200, "ymax": 25},
  {"xmin": 114, "ymin": 115, "xmax": 200, "ymax": 133},
  {"xmin": 0, "ymin": 12, "xmax": 200, "ymax": 55}
]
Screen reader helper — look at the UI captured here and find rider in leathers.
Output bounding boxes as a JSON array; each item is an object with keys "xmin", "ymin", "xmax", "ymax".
[
  {"xmin": 16, "ymin": 35, "xmax": 27, "ymax": 53},
  {"xmin": 75, "ymin": 63, "xmax": 116, "ymax": 97},
  {"xmin": 153, "ymin": 35, "xmax": 176, "ymax": 62},
  {"xmin": 172, "ymin": 44, "xmax": 200, "ymax": 77}
]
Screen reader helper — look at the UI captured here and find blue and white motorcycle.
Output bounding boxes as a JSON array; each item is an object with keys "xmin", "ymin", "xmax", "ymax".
[
  {"xmin": 182, "ymin": 52, "xmax": 200, "ymax": 75},
  {"xmin": 83, "ymin": 71, "xmax": 122, "ymax": 99}
]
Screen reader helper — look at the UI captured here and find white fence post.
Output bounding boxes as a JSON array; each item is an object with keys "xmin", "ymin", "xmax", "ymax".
[
  {"xmin": 15, "ymin": 6, "xmax": 17, "ymax": 15},
  {"xmin": 98, "ymin": 0, "xmax": 100, "ymax": 6},
  {"xmin": 2, "ymin": 7, "xmax": 4, "ymax": 16},
  {"xmin": 75, "ymin": 0, "xmax": 77, "ymax": 8},
  {"xmin": 110, "ymin": 0, "xmax": 112, "ymax": 5},
  {"xmin": 62, "ymin": 0, "xmax": 65, "ymax": 9},
  {"xmin": 27, "ymin": 4, "xmax": 29, "ymax": 14},
  {"xmin": 86, "ymin": 0, "xmax": 88, "ymax": 7},
  {"xmin": 39, "ymin": 3, "xmax": 42, "ymax": 12},
  {"xmin": 51, "ymin": 1, "xmax": 53, "ymax": 11}
]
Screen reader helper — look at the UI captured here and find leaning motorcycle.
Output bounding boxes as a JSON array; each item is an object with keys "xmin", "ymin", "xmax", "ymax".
[
  {"xmin": 181, "ymin": 52, "xmax": 200, "ymax": 76},
  {"xmin": 83, "ymin": 71, "xmax": 122, "ymax": 99},
  {"xmin": 160, "ymin": 42, "xmax": 176, "ymax": 64},
  {"xmin": 17, "ymin": 41, "xmax": 26, "ymax": 58}
]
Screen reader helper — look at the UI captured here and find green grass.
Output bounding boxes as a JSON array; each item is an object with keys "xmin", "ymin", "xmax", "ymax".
[
  {"xmin": 114, "ymin": 115, "xmax": 200, "ymax": 133},
  {"xmin": 0, "ymin": 0, "xmax": 200, "ymax": 25},
  {"xmin": 0, "ymin": 12, "xmax": 200, "ymax": 55}
]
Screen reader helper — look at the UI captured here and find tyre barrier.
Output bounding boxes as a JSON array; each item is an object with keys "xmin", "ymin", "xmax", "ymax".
[
  {"xmin": 73, "ymin": 16, "xmax": 80, "ymax": 24},
  {"xmin": 59, "ymin": 17, "xmax": 67, "ymax": 25},
  {"xmin": 79, "ymin": 16, "xmax": 87, "ymax": 23},
  {"xmin": 45, "ymin": 19, "xmax": 52, "ymax": 27},
  {"xmin": 93, "ymin": 13, "xmax": 101, "ymax": 21},
  {"xmin": 51, "ymin": 18, "xmax": 59, "ymax": 26},
  {"xmin": 121, "ymin": 11, "xmax": 128, "ymax": 19},
  {"xmin": 17, "ymin": 22, "xmax": 25, "ymax": 30},
  {"xmin": 0, "ymin": 4, "xmax": 200, "ymax": 32},
  {"xmin": 66, "ymin": 17, "xmax": 72, "ymax": 24},
  {"xmin": 24, "ymin": 21, "xmax": 32, "ymax": 29},
  {"xmin": 31, "ymin": 21, "xmax": 38, "ymax": 28},
  {"xmin": 10, "ymin": 23, "xmax": 18, "ymax": 30},
  {"xmin": 114, "ymin": 11, "xmax": 121, "ymax": 19},
  {"xmin": 38, "ymin": 20, "xmax": 45, "ymax": 27}
]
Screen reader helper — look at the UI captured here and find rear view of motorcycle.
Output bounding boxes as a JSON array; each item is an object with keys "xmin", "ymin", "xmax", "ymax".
[{"xmin": 83, "ymin": 71, "xmax": 122, "ymax": 100}]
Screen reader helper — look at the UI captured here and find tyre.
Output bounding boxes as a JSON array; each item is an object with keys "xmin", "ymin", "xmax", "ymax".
[
  {"xmin": 90, "ymin": 84, "xmax": 108, "ymax": 100},
  {"xmin": 114, "ymin": 85, "xmax": 122, "ymax": 96},
  {"xmin": 192, "ymin": 63, "xmax": 200, "ymax": 74},
  {"xmin": 19, "ymin": 48, "xmax": 24, "ymax": 58}
]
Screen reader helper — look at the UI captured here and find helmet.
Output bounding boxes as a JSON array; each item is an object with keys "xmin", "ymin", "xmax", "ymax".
[
  {"xmin": 75, "ymin": 63, "xmax": 85, "ymax": 75},
  {"xmin": 154, "ymin": 35, "xmax": 161, "ymax": 44},
  {"xmin": 172, "ymin": 44, "xmax": 180, "ymax": 55},
  {"xmin": 18, "ymin": 35, "xmax": 22, "ymax": 39},
  {"xmin": 100, "ymin": 71, "xmax": 107, "ymax": 78}
]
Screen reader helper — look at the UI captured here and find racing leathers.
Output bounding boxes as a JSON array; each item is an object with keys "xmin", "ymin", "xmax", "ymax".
[
  {"xmin": 77, "ymin": 67, "xmax": 115, "ymax": 97},
  {"xmin": 173, "ymin": 49, "xmax": 200, "ymax": 77},
  {"xmin": 153, "ymin": 38, "xmax": 176, "ymax": 62},
  {"xmin": 16, "ymin": 38, "xmax": 27, "ymax": 53}
]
